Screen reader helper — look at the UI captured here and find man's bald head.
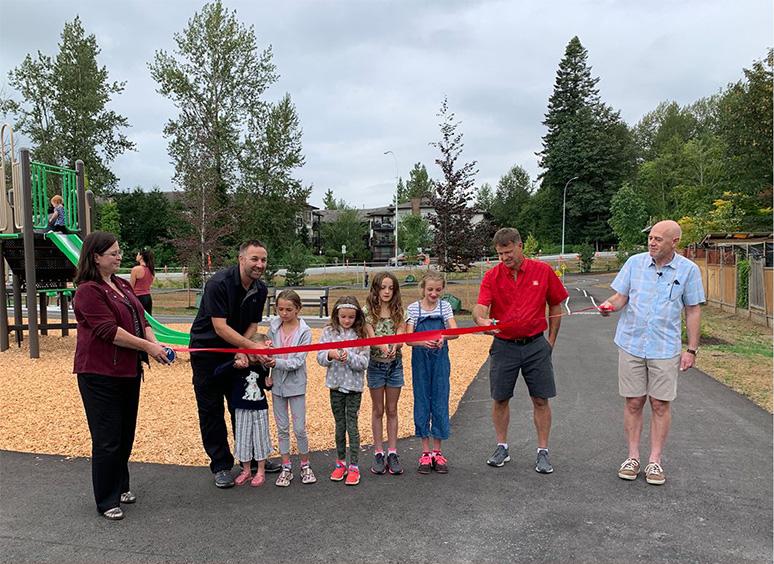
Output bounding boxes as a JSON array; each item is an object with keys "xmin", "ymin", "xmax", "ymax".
[
  {"xmin": 648, "ymin": 220, "xmax": 682, "ymax": 263},
  {"xmin": 652, "ymin": 220, "xmax": 682, "ymax": 240}
]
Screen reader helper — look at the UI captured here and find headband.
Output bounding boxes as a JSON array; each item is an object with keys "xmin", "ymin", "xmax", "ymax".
[{"xmin": 335, "ymin": 303, "xmax": 358, "ymax": 311}]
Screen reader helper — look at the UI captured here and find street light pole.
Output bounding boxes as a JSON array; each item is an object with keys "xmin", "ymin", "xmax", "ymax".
[
  {"xmin": 384, "ymin": 150, "xmax": 399, "ymax": 264},
  {"xmin": 561, "ymin": 176, "xmax": 579, "ymax": 257}
]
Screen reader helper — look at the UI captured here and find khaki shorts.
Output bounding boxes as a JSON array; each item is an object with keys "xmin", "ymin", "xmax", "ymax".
[{"xmin": 618, "ymin": 348, "xmax": 680, "ymax": 401}]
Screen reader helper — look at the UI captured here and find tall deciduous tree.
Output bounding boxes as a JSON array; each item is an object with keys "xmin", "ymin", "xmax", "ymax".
[
  {"xmin": 429, "ymin": 97, "xmax": 479, "ymax": 271},
  {"xmin": 321, "ymin": 207, "xmax": 369, "ymax": 261},
  {"xmin": 2, "ymin": 16, "xmax": 134, "ymax": 194},
  {"xmin": 149, "ymin": 0, "xmax": 277, "ymax": 275},
  {"xmin": 536, "ymin": 36, "xmax": 635, "ymax": 247},
  {"xmin": 398, "ymin": 214, "xmax": 433, "ymax": 255},
  {"xmin": 608, "ymin": 183, "xmax": 648, "ymax": 249},
  {"xmin": 716, "ymin": 50, "xmax": 773, "ymax": 205}
]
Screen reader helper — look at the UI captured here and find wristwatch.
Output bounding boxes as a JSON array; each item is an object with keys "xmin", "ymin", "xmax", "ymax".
[{"xmin": 686, "ymin": 348, "xmax": 698, "ymax": 356}]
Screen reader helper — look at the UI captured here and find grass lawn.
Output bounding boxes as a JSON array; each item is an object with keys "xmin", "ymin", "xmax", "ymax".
[{"xmin": 694, "ymin": 306, "xmax": 772, "ymax": 412}]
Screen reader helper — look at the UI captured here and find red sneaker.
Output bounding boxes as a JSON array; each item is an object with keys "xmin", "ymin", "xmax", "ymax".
[
  {"xmin": 330, "ymin": 461, "xmax": 347, "ymax": 482},
  {"xmin": 345, "ymin": 466, "xmax": 360, "ymax": 486}
]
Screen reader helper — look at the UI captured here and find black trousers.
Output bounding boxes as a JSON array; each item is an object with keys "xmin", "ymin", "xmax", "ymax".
[
  {"xmin": 137, "ymin": 294, "xmax": 153, "ymax": 315},
  {"xmin": 77, "ymin": 373, "xmax": 141, "ymax": 514},
  {"xmin": 191, "ymin": 355, "xmax": 238, "ymax": 474}
]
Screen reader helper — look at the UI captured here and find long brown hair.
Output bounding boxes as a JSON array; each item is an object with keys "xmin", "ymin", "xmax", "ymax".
[
  {"xmin": 366, "ymin": 271, "xmax": 403, "ymax": 327},
  {"xmin": 75, "ymin": 231, "xmax": 118, "ymax": 284},
  {"xmin": 329, "ymin": 295, "xmax": 367, "ymax": 338},
  {"xmin": 138, "ymin": 247, "xmax": 155, "ymax": 276}
]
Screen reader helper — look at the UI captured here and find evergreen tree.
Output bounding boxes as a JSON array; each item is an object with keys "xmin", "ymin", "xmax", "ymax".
[
  {"xmin": 429, "ymin": 97, "xmax": 479, "ymax": 271},
  {"xmin": 238, "ymin": 93, "xmax": 311, "ymax": 260},
  {"xmin": 149, "ymin": 0, "xmax": 277, "ymax": 274},
  {"xmin": 2, "ymin": 16, "xmax": 134, "ymax": 194},
  {"xmin": 475, "ymin": 182, "xmax": 495, "ymax": 214},
  {"xmin": 395, "ymin": 178, "xmax": 407, "ymax": 202},
  {"xmin": 403, "ymin": 163, "xmax": 431, "ymax": 202},
  {"xmin": 489, "ymin": 165, "xmax": 532, "ymax": 229},
  {"xmin": 322, "ymin": 189, "xmax": 337, "ymax": 210},
  {"xmin": 535, "ymin": 36, "xmax": 635, "ymax": 247}
]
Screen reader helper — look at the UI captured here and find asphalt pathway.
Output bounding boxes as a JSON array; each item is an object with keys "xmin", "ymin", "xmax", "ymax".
[{"xmin": 1, "ymin": 276, "xmax": 771, "ymax": 563}]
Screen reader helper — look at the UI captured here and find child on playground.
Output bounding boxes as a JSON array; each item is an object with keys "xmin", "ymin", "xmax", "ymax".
[
  {"xmin": 363, "ymin": 272, "xmax": 406, "ymax": 475},
  {"xmin": 406, "ymin": 271, "xmax": 458, "ymax": 474},
  {"xmin": 317, "ymin": 296, "xmax": 370, "ymax": 486},
  {"xmin": 266, "ymin": 289, "xmax": 315, "ymax": 487},
  {"xmin": 212, "ymin": 333, "xmax": 273, "ymax": 487},
  {"xmin": 48, "ymin": 195, "xmax": 66, "ymax": 232}
]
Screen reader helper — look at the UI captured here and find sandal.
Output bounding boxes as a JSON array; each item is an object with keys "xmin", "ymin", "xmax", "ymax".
[
  {"xmin": 250, "ymin": 472, "xmax": 265, "ymax": 487},
  {"xmin": 300, "ymin": 465, "xmax": 317, "ymax": 484},
  {"xmin": 234, "ymin": 467, "xmax": 252, "ymax": 486},
  {"xmin": 275, "ymin": 468, "xmax": 293, "ymax": 487}
]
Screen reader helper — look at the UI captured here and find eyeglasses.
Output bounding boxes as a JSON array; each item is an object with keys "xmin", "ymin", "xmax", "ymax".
[{"xmin": 100, "ymin": 250, "xmax": 123, "ymax": 258}]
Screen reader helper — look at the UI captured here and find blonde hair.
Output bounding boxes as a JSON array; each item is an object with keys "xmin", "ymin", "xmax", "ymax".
[
  {"xmin": 51, "ymin": 195, "xmax": 63, "ymax": 206},
  {"xmin": 250, "ymin": 332, "xmax": 270, "ymax": 344},
  {"xmin": 420, "ymin": 271, "xmax": 445, "ymax": 290}
]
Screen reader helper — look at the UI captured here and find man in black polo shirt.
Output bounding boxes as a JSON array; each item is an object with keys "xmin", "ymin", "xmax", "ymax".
[{"xmin": 190, "ymin": 240, "xmax": 278, "ymax": 488}]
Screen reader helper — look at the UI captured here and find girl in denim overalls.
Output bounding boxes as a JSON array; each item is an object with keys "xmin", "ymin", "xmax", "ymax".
[{"xmin": 406, "ymin": 272, "xmax": 458, "ymax": 474}]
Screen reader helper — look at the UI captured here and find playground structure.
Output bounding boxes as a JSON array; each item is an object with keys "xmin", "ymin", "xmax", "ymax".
[{"xmin": 0, "ymin": 124, "xmax": 190, "ymax": 358}]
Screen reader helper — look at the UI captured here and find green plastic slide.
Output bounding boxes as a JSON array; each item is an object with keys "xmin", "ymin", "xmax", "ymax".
[{"xmin": 46, "ymin": 232, "xmax": 191, "ymax": 346}]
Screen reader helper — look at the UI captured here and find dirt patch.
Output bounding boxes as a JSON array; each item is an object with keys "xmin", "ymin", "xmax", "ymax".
[{"xmin": 0, "ymin": 325, "xmax": 490, "ymax": 466}]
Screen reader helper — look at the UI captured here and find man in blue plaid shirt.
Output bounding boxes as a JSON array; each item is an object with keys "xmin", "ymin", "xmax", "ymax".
[{"xmin": 599, "ymin": 220, "xmax": 705, "ymax": 486}]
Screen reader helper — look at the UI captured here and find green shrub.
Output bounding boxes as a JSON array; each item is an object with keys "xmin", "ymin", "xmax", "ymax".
[{"xmin": 578, "ymin": 242, "xmax": 595, "ymax": 273}]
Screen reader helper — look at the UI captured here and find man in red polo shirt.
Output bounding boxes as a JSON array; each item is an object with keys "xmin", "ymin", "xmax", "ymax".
[{"xmin": 473, "ymin": 228, "xmax": 568, "ymax": 473}]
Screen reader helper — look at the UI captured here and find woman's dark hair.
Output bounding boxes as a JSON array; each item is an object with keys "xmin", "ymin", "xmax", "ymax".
[
  {"xmin": 139, "ymin": 248, "xmax": 155, "ymax": 275},
  {"xmin": 75, "ymin": 231, "xmax": 118, "ymax": 285}
]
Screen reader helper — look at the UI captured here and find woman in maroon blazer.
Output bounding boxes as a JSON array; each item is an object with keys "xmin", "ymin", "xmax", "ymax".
[{"xmin": 73, "ymin": 231, "xmax": 170, "ymax": 521}]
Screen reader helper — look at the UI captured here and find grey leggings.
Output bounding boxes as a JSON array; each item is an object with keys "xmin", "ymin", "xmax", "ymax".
[{"xmin": 272, "ymin": 394, "xmax": 309, "ymax": 455}]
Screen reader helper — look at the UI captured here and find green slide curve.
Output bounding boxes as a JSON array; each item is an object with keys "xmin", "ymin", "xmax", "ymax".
[{"xmin": 46, "ymin": 232, "xmax": 191, "ymax": 346}]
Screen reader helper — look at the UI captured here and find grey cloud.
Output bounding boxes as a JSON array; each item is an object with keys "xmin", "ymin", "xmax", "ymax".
[{"xmin": 2, "ymin": 0, "xmax": 771, "ymax": 208}]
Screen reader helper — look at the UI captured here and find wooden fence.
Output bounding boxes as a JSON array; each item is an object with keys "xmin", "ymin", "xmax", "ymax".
[{"xmin": 685, "ymin": 248, "xmax": 773, "ymax": 327}]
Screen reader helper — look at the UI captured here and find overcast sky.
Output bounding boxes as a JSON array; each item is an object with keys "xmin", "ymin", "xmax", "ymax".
[{"xmin": 1, "ymin": 0, "xmax": 771, "ymax": 208}]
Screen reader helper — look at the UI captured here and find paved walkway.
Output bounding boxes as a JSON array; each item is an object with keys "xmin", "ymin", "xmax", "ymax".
[{"xmin": 1, "ymin": 279, "xmax": 771, "ymax": 563}]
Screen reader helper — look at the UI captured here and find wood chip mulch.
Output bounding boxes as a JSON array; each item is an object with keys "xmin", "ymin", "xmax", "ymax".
[{"xmin": 0, "ymin": 325, "xmax": 490, "ymax": 466}]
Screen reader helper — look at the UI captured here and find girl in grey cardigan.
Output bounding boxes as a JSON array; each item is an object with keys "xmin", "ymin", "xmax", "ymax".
[
  {"xmin": 266, "ymin": 290, "xmax": 315, "ymax": 487},
  {"xmin": 316, "ymin": 296, "xmax": 370, "ymax": 486}
]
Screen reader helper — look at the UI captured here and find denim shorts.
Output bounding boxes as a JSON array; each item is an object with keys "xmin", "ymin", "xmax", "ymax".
[{"xmin": 367, "ymin": 357, "xmax": 404, "ymax": 388}]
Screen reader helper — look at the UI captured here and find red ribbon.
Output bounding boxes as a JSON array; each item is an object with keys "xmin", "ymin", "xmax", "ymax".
[{"xmin": 167, "ymin": 306, "xmax": 607, "ymax": 356}]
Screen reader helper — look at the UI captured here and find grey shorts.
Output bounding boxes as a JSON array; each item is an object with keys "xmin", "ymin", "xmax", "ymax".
[
  {"xmin": 488, "ymin": 335, "xmax": 556, "ymax": 401},
  {"xmin": 618, "ymin": 348, "xmax": 680, "ymax": 401}
]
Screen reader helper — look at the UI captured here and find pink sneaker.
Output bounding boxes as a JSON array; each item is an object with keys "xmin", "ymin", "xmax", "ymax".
[
  {"xmin": 234, "ymin": 467, "xmax": 252, "ymax": 486},
  {"xmin": 418, "ymin": 453, "xmax": 432, "ymax": 474}
]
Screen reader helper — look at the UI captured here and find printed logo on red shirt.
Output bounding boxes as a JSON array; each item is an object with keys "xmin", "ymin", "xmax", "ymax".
[{"xmin": 533, "ymin": 280, "xmax": 539, "ymax": 285}]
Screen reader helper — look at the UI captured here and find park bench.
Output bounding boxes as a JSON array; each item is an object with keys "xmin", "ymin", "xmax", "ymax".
[{"xmin": 265, "ymin": 286, "xmax": 330, "ymax": 318}]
